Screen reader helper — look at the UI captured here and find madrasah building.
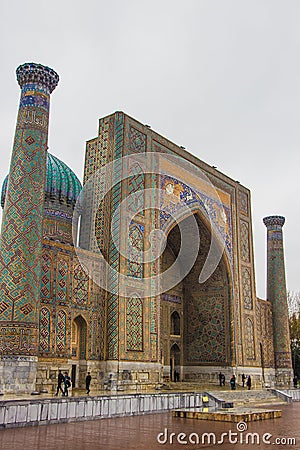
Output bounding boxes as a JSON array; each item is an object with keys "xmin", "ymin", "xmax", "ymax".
[{"xmin": 0, "ymin": 62, "xmax": 293, "ymax": 393}]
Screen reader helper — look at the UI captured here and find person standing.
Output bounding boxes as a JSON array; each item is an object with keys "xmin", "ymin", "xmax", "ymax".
[
  {"xmin": 55, "ymin": 370, "xmax": 65, "ymax": 396},
  {"xmin": 222, "ymin": 374, "xmax": 225, "ymax": 386},
  {"xmin": 230, "ymin": 375, "xmax": 236, "ymax": 390},
  {"xmin": 86, "ymin": 372, "xmax": 92, "ymax": 394},
  {"xmin": 218, "ymin": 372, "xmax": 223, "ymax": 387},
  {"xmin": 246, "ymin": 375, "xmax": 252, "ymax": 390},
  {"xmin": 64, "ymin": 371, "xmax": 71, "ymax": 396},
  {"xmin": 242, "ymin": 373, "xmax": 246, "ymax": 388}
]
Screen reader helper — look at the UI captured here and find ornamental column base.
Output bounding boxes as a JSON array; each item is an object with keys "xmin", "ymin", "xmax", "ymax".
[{"xmin": 0, "ymin": 356, "xmax": 38, "ymax": 394}]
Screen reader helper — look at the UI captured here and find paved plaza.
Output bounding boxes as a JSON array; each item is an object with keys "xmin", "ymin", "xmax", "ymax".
[{"xmin": 0, "ymin": 402, "xmax": 299, "ymax": 450}]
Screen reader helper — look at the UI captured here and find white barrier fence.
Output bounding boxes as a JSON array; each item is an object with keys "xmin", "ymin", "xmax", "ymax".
[{"xmin": 0, "ymin": 392, "xmax": 203, "ymax": 428}]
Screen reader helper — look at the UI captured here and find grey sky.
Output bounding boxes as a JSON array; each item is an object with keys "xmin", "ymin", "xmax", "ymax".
[{"xmin": 0, "ymin": 0, "xmax": 299, "ymax": 299}]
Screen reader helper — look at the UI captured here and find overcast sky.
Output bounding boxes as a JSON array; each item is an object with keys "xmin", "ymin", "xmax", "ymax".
[{"xmin": 0, "ymin": 0, "xmax": 299, "ymax": 299}]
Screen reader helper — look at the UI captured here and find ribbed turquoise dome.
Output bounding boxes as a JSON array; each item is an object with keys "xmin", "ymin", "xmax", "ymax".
[{"xmin": 1, "ymin": 153, "xmax": 82, "ymax": 208}]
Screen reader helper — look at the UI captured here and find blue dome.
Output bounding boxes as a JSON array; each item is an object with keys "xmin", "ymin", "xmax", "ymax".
[{"xmin": 1, "ymin": 153, "xmax": 82, "ymax": 209}]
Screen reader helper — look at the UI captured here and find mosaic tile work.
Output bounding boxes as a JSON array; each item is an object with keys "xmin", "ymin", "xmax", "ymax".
[
  {"xmin": 129, "ymin": 126, "xmax": 146, "ymax": 153},
  {"xmin": 256, "ymin": 298, "xmax": 274, "ymax": 368},
  {"xmin": 73, "ymin": 262, "xmax": 89, "ymax": 307},
  {"xmin": 56, "ymin": 257, "xmax": 69, "ymax": 305},
  {"xmin": 128, "ymin": 223, "xmax": 144, "ymax": 278},
  {"xmin": 240, "ymin": 220, "xmax": 250, "ymax": 262},
  {"xmin": 37, "ymin": 243, "xmax": 104, "ymax": 361},
  {"xmin": 127, "ymin": 162, "xmax": 145, "ymax": 214},
  {"xmin": 81, "ymin": 125, "xmax": 110, "ymax": 252},
  {"xmin": 56, "ymin": 310, "xmax": 67, "ymax": 354},
  {"xmin": 39, "ymin": 307, "xmax": 51, "ymax": 352},
  {"xmin": 126, "ymin": 297, "xmax": 143, "ymax": 351},
  {"xmin": 242, "ymin": 267, "xmax": 253, "ymax": 310},
  {"xmin": 107, "ymin": 113, "xmax": 124, "ymax": 360},
  {"xmin": 162, "ymin": 215, "xmax": 231, "ymax": 365},
  {"xmin": 1, "ymin": 153, "xmax": 82, "ymax": 246},
  {"xmin": 160, "ymin": 175, "xmax": 232, "ymax": 260},
  {"xmin": 245, "ymin": 317, "xmax": 255, "ymax": 360},
  {"xmin": 263, "ymin": 216, "xmax": 292, "ymax": 369},
  {"xmin": 40, "ymin": 251, "xmax": 53, "ymax": 301},
  {"xmin": 0, "ymin": 63, "xmax": 58, "ymax": 356},
  {"xmin": 185, "ymin": 292, "xmax": 227, "ymax": 363},
  {"xmin": 239, "ymin": 190, "xmax": 249, "ymax": 215}
]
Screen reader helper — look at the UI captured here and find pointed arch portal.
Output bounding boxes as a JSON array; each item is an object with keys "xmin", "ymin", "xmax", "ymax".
[{"xmin": 160, "ymin": 212, "xmax": 231, "ymax": 381}]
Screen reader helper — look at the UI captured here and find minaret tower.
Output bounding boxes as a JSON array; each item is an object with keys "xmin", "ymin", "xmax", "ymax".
[
  {"xmin": 0, "ymin": 63, "xmax": 59, "ymax": 392},
  {"xmin": 263, "ymin": 215, "xmax": 293, "ymax": 386}
]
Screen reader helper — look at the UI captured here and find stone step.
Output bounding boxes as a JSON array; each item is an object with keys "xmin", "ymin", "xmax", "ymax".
[{"xmin": 207, "ymin": 389, "xmax": 284, "ymax": 406}]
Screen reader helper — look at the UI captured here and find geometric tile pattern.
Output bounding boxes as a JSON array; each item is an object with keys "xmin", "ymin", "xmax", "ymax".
[
  {"xmin": 40, "ymin": 251, "xmax": 52, "ymax": 300},
  {"xmin": 263, "ymin": 216, "xmax": 292, "ymax": 369},
  {"xmin": 56, "ymin": 309, "xmax": 67, "ymax": 352},
  {"xmin": 185, "ymin": 292, "xmax": 227, "ymax": 363},
  {"xmin": 179, "ymin": 216, "xmax": 229, "ymax": 364},
  {"xmin": 128, "ymin": 223, "xmax": 144, "ymax": 278},
  {"xmin": 240, "ymin": 220, "xmax": 250, "ymax": 262},
  {"xmin": 0, "ymin": 63, "xmax": 58, "ymax": 356},
  {"xmin": 149, "ymin": 167, "xmax": 159, "ymax": 350},
  {"xmin": 56, "ymin": 258, "xmax": 69, "ymax": 304},
  {"xmin": 239, "ymin": 190, "xmax": 248, "ymax": 215},
  {"xmin": 73, "ymin": 263, "xmax": 89, "ymax": 307},
  {"xmin": 81, "ymin": 117, "xmax": 111, "ymax": 252},
  {"xmin": 2, "ymin": 108, "xmax": 287, "ymax": 382},
  {"xmin": 35, "ymin": 241, "xmax": 103, "ymax": 361},
  {"xmin": 107, "ymin": 113, "xmax": 124, "ymax": 359},
  {"xmin": 127, "ymin": 162, "xmax": 145, "ymax": 214},
  {"xmin": 245, "ymin": 317, "xmax": 255, "ymax": 360},
  {"xmin": 129, "ymin": 126, "xmax": 146, "ymax": 154},
  {"xmin": 256, "ymin": 299, "xmax": 274, "ymax": 368},
  {"xmin": 242, "ymin": 266, "xmax": 253, "ymax": 310},
  {"xmin": 126, "ymin": 297, "xmax": 143, "ymax": 351},
  {"xmin": 39, "ymin": 307, "xmax": 51, "ymax": 352},
  {"xmin": 0, "ymin": 323, "xmax": 37, "ymax": 356}
]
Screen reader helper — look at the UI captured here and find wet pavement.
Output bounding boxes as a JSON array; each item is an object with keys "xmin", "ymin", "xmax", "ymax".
[{"xmin": 0, "ymin": 403, "xmax": 299, "ymax": 450}]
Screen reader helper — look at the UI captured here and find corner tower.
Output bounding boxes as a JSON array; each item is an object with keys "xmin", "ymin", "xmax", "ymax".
[
  {"xmin": 0, "ymin": 63, "xmax": 59, "ymax": 392},
  {"xmin": 263, "ymin": 215, "xmax": 293, "ymax": 386}
]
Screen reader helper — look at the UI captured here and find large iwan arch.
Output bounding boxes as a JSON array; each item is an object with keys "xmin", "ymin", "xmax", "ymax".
[{"xmin": 160, "ymin": 212, "xmax": 232, "ymax": 382}]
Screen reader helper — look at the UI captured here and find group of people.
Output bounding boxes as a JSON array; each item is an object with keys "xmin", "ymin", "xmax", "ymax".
[
  {"xmin": 218, "ymin": 372, "xmax": 252, "ymax": 390},
  {"xmin": 241, "ymin": 373, "xmax": 252, "ymax": 390},
  {"xmin": 55, "ymin": 370, "xmax": 72, "ymax": 396},
  {"xmin": 55, "ymin": 370, "xmax": 92, "ymax": 396}
]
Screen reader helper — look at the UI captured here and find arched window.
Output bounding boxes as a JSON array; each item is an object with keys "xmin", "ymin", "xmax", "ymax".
[{"xmin": 171, "ymin": 311, "xmax": 180, "ymax": 336}]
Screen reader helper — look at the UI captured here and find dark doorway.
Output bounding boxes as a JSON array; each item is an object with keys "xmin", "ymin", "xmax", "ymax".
[{"xmin": 71, "ymin": 364, "xmax": 76, "ymax": 387}]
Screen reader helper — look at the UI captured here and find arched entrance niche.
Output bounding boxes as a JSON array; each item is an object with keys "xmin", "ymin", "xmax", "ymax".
[
  {"xmin": 170, "ymin": 343, "xmax": 181, "ymax": 381},
  {"xmin": 71, "ymin": 315, "xmax": 88, "ymax": 387},
  {"xmin": 160, "ymin": 211, "xmax": 232, "ymax": 382}
]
